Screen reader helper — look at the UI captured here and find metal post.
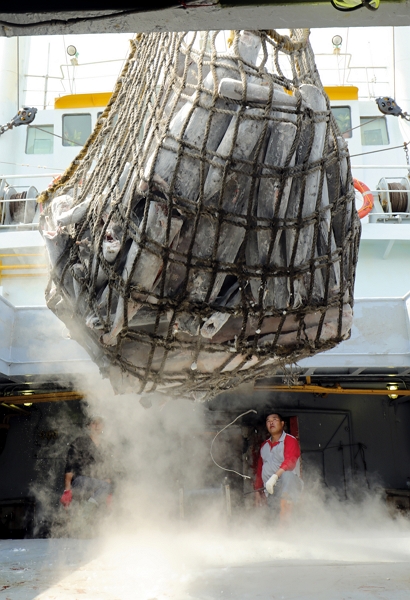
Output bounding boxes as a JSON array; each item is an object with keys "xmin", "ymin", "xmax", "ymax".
[
  {"xmin": 16, "ymin": 37, "xmax": 19, "ymax": 113},
  {"xmin": 43, "ymin": 43, "xmax": 50, "ymax": 110},
  {"xmin": 179, "ymin": 488, "xmax": 184, "ymax": 520},
  {"xmin": 339, "ymin": 441, "xmax": 347, "ymax": 500},
  {"xmin": 224, "ymin": 480, "xmax": 232, "ymax": 518}
]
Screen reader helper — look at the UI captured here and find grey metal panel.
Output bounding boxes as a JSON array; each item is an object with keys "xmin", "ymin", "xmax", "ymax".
[
  {"xmin": 2, "ymin": 293, "xmax": 410, "ymax": 379},
  {"xmin": 0, "ymin": 296, "xmax": 14, "ymax": 364},
  {"xmin": 11, "ymin": 307, "xmax": 90, "ymax": 363},
  {"xmin": 300, "ymin": 295, "xmax": 410, "ymax": 369},
  {"xmin": 0, "ymin": 300, "xmax": 98, "ymax": 378}
]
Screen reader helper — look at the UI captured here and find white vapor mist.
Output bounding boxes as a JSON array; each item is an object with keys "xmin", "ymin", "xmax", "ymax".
[{"xmin": 31, "ymin": 374, "xmax": 410, "ymax": 599}]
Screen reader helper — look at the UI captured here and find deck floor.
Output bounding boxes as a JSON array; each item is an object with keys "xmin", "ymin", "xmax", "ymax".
[{"xmin": 1, "ymin": 526, "xmax": 410, "ymax": 600}]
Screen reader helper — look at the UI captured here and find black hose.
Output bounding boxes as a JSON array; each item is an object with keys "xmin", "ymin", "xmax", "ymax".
[
  {"xmin": 330, "ymin": 0, "xmax": 366, "ymax": 11},
  {"xmin": 330, "ymin": 0, "xmax": 378, "ymax": 11}
]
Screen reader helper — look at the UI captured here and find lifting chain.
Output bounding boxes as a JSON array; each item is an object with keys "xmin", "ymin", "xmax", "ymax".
[
  {"xmin": 404, "ymin": 142, "xmax": 410, "ymax": 180},
  {"xmin": 404, "ymin": 142, "xmax": 410, "ymax": 166}
]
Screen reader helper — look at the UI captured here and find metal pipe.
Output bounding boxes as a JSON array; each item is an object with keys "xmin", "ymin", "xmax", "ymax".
[
  {"xmin": 0, "ymin": 273, "xmax": 47, "ymax": 278},
  {"xmin": 16, "ymin": 37, "xmax": 19, "ymax": 113},
  {"xmin": 1, "ymin": 391, "xmax": 83, "ymax": 405},
  {"xmin": 254, "ymin": 384, "xmax": 410, "ymax": 396},
  {"xmin": 351, "ymin": 165, "xmax": 410, "ymax": 169},
  {"xmin": 0, "ymin": 173, "xmax": 61, "ymax": 179},
  {"xmin": 0, "ymin": 264, "xmax": 47, "ymax": 270},
  {"xmin": 224, "ymin": 482, "xmax": 232, "ymax": 518},
  {"xmin": 43, "ymin": 42, "xmax": 50, "ymax": 110},
  {"xmin": 0, "ymin": 253, "xmax": 44, "ymax": 257},
  {"xmin": 2, "ymin": 199, "xmax": 38, "ymax": 203},
  {"xmin": 0, "ymin": 225, "xmax": 39, "ymax": 230},
  {"xmin": 1, "ymin": 403, "xmax": 29, "ymax": 413}
]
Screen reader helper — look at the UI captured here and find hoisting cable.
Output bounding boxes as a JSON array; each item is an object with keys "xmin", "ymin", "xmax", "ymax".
[
  {"xmin": 210, "ymin": 409, "xmax": 257, "ymax": 480},
  {"xmin": 27, "ymin": 125, "xmax": 83, "ymax": 148},
  {"xmin": 341, "ymin": 97, "xmax": 410, "ymax": 139},
  {"xmin": 342, "ymin": 117, "xmax": 380, "ymax": 137},
  {"xmin": 350, "ymin": 140, "xmax": 410, "ymax": 158},
  {"xmin": 330, "ymin": 0, "xmax": 379, "ymax": 11},
  {"xmin": 0, "ymin": 160, "xmax": 64, "ymax": 171}
]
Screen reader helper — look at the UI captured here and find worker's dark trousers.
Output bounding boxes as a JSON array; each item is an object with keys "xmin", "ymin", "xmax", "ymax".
[
  {"xmin": 266, "ymin": 471, "xmax": 303, "ymax": 508},
  {"xmin": 71, "ymin": 476, "xmax": 112, "ymax": 503}
]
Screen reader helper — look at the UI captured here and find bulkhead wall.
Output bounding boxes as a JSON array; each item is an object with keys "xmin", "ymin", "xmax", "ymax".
[
  {"xmin": 209, "ymin": 386, "xmax": 410, "ymax": 492},
  {"xmin": 1, "ymin": 391, "xmax": 410, "ymax": 499}
]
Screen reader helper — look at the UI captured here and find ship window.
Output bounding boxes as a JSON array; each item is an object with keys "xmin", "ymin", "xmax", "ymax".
[
  {"xmin": 331, "ymin": 106, "xmax": 352, "ymax": 138},
  {"xmin": 26, "ymin": 125, "xmax": 54, "ymax": 154},
  {"xmin": 360, "ymin": 117, "xmax": 389, "ymax": 145},
  {"xmin": 62, "ymin": 114, "xmax": 91, "ymax": 147}
]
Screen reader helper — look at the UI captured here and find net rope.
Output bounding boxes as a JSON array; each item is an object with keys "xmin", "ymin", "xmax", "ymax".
[{"xmin": 40, "ymin": 29, "xmax": 361, "ymax": 401}]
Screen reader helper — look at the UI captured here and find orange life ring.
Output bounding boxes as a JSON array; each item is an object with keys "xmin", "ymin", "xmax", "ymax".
[{"xmin": 353, "ymin": 178, "xmax": 374, "ymax": 219}]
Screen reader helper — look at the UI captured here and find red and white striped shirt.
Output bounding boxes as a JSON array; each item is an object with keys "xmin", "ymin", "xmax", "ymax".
[{"xmin": 254, "ymin": 431, "xmax": 301, "ymax": 489}]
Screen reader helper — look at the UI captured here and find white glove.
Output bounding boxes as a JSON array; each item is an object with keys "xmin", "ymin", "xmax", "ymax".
[{"xmin": 265, "ymin": 473, "xmax": 279, "ymax": 495}]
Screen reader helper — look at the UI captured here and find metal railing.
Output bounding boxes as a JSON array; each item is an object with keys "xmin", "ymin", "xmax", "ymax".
[
  {"xmin": 1, "ymin": 166, "xmax": 410, "ymax": 231},
  {"xmin": 0, "ymin": 174, "xmax": 50, "ymax": 230},
  {"xmin": 0, "ymin": 253, "xmax": 48, "ymax": 284},
  {"xmin": 0, "ymin": 197, "xmax": 40, "ymax": 229},
  {"xmin": 351, "ymin": 164, "xmax": 410, "ymax": 222}
]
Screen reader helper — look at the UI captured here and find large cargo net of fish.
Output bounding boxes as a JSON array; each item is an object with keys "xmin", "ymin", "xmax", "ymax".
[{"xmin": 40, "ymin": 29, "xmax": 361, "ymax": 401}]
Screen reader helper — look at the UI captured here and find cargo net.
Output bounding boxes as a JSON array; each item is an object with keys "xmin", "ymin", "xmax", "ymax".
[{"xmin": 40, "ymin": 29, "xmax": 360, "ymax": 402}]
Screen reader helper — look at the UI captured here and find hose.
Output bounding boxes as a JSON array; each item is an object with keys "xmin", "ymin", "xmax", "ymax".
[
  {"xmin": 210, "ymin": 409, "xmax": 257, "ymax": 480},
  {"xmin": 330, "ymin": 0, "xmax": 379, "ymax": 11}
]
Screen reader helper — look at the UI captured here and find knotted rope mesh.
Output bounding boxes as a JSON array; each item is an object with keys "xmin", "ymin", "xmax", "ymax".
[{"xmin": 40, "ymin": 29, "xmax": 360, "ymax": 402}]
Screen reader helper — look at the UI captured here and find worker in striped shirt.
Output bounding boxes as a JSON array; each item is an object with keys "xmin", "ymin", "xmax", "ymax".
[{"xmin": 254, "ymin": 412, "xmax": 302, "ymax": 520}]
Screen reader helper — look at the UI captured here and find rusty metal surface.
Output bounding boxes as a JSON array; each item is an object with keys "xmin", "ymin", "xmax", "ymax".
[{"xmin": 1, "ymin": 2, "xmax": 410, "ymax": 38}]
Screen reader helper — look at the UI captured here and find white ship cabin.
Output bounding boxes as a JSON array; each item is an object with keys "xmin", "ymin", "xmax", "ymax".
[
  {"xmin": 24, "ymin": 92, "xmax": 110, "ymax": 166},
  {"xmin": 0, "ymin": 91, "xmax": 111, "ymax": 207},
  {"xmin": 0, "ymin": 93, "xmax": 109, "ymax": 305}
]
